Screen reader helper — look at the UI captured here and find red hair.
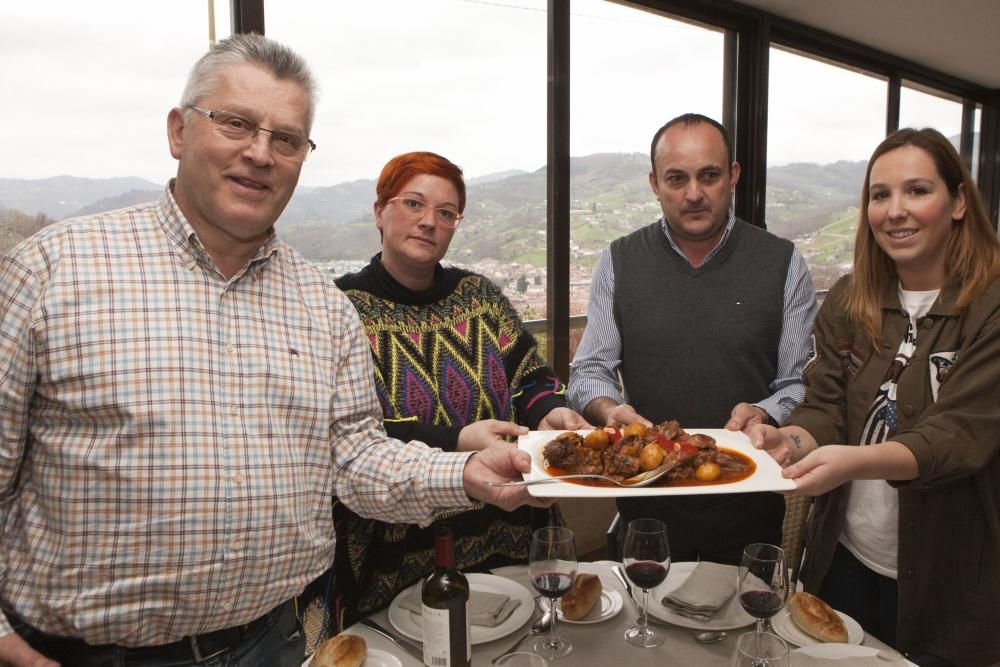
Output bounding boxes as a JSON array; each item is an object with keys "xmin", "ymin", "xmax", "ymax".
[{"xmin": 375, "ymin": 151, "xmax": 466, "ymax": 213}]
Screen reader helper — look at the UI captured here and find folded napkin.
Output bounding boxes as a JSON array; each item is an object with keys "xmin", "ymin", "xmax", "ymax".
[
  {"xmin": 661, "ymin": 562, "xmax": 736, "ymax": 620},
  {"xmin": 400, "ymin": 586, "xmax": 522, "ymax": 627},
  {"xmin": 791, "ymin": 650, "xmax": 907, "ymax": 666}
]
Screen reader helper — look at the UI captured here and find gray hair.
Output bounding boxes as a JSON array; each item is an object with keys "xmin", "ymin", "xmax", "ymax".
[{"xmin": 180, "ymin": 33, "xmax": 318, "ymax": 133}]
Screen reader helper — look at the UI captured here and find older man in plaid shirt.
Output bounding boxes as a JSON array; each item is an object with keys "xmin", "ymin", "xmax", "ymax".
[{"xmin": 0, "ymin": 34, "xmax": 543, "ymax": 667}]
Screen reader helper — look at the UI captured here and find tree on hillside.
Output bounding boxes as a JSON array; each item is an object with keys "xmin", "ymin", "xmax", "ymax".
[{"xmin": 1, "ymin": 209, "xmax": 55, "ymax": 255}]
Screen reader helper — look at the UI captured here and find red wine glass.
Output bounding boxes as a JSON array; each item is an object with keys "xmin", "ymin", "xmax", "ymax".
[
  {"xmin": 622, "ymin": 518, "xmax": 670, "ymax": 648},
  {"xmin": 737, "ymin": 543, "xmax": 789, "ymax": 639},
  {"xmin": 529, "ymin": 526, "xmax": 577, "ymax": 660}
]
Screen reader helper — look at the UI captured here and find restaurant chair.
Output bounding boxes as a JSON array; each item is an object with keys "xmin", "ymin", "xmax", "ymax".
[{"xmin": 781, "ymin": 494, "xmax": 813, "ymax": 586}]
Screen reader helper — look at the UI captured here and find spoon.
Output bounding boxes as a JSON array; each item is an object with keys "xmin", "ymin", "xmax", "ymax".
[
  {"xmin": 692, "ymin": 630, "xmax": 728, "ymax": 644},
  {"xmin": 492, "ymin": 609, "xmax": 552, "ymax": 663}
]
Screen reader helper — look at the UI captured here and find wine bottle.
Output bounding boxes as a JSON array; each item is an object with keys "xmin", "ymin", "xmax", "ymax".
[{"xmin": 421, "ymin": 522, "xmax": 471, "ymax": 667}]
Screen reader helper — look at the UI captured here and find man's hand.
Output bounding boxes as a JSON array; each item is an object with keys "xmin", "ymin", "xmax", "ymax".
[
  {"xmin": 0, "ymin": 631, "xmax": 60, "ymax": 667},
  {"xmin": 726, "ymin": 402, "xmax": 769, "ymax": 434},
  {"xmin": 583, "ymin": 398, "xmax": 652, "ymax": 428},
  {"xmin": 462, "ymin": 444, "xmax": 553, "ymax": 511},
  {"xmin": 537, "ymin": 407, "xmax": 589, "ymax": 431},
  {"xmin": 457, "ymin": 420, "xmax": 528, "ymax": 452}
]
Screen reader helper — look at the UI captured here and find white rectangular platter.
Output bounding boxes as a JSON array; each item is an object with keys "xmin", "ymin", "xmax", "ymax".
[{"xmin": 517, "ymin": 428, "xmax": 797, "ymax": 498}]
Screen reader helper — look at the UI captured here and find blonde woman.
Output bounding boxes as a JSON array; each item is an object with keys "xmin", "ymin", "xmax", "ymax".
[{"xmin": 753, "ymin": 128, "xmax": 1000, "ymax": 666}]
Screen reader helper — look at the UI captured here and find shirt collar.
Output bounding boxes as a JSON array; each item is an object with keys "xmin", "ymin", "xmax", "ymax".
[
  {"xmin": 157, "ymin": 180, "xmax": 280, "ymax": 274},
  {"xmin": 658, "ymin": 205, "xmax": 736, "ymax": 264}
]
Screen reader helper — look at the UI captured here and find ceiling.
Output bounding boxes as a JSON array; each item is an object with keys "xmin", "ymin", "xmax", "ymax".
[{"xmin": 735, "ymin": 0, "xmax": 1000, "ymax": 90}]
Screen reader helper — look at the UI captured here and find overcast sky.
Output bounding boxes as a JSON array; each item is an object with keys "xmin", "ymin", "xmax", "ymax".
[{"xmin": 2, "ymin": 0, "xmax": 966, "ymax": 188}]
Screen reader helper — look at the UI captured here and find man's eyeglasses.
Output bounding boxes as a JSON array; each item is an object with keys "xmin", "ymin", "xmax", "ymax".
[
  {"xmin": 387, "ymin": 196, "xmax": 464, "ymax": 228},
  {"xmin": 186, "ymin": 106, "xmax": 316, "ymax": 161}
]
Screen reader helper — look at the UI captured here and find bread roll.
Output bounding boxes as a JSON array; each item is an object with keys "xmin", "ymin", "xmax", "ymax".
[
  {"xmin": 560, "ymin": 573, "xmax": 602, "ymax": 620},
  {"xmin": 311, "ymin": 633, "xmax": 367, "ymax": 667},
  {"xmin": 788, "ymin": 591, "xmax": 848, "ymax": 643}
]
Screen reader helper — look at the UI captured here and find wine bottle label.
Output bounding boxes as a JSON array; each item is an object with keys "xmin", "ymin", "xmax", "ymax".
[{"xmin": 421, "ymin": 601, "xmax": 471, "ymax": 667}]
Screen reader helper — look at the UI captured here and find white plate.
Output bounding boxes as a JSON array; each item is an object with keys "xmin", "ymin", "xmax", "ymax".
[
  {"xmin": 517, "ymin": 429, "xmax": 797, "ymax": 497},
  {"xmin": 554, "ymin": 561, "xmax": 623, "ymax": 624},
  {"xmin": 772, "ymin": 606, "xmax": 863, "ymax": 646},
  {"xmin": 557, "ymin": 588, "xmax": 623, "ymax": 624},
  {"xmin": 302, "ymin": 647, "xmax": 402, "ymax": 667},
  {"xmin": 387, "ymin": 573, "xmax": 534, "ymax": 645},
  {"xmin": 646, "ymin": 561, "xmax": 756, "ymax": 631},
  {"xmin": 792, "ymin": 643, "xmax": 918, "ymax": 665}
]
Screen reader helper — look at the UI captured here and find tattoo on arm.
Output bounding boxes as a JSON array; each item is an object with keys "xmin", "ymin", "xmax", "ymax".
[{"xmin": 791, "ymin": 435, "xmax": 803, "ymax": 451}]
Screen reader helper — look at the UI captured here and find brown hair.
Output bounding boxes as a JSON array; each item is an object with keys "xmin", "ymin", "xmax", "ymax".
[
  {"xmin": 375, "ymin": 151, "xmax": 466, "ymax": 213},
  {"xmin": 845, "ymin": 127, "xmax": 1000, "ymax": 346}
]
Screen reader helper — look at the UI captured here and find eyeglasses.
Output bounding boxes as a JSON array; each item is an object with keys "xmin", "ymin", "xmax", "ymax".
[
  {"xmin": 186, "ymin": 105, "xmax": 316, "ymax": 161},
  {"xmin": 387, "ymin": 196, "xmax": 464, "ymax": 228}
]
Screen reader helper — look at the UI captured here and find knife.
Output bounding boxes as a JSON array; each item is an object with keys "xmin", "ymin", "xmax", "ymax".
[
  {"xmin": 359, "ymin": 618, "xmax": 425, "ymax": 661},
  {"xmin": 611, "ymin": 564, "xmax": 671, "ymax": 627}
]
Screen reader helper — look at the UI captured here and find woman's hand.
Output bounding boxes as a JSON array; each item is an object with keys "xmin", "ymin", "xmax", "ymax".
[
  {"xmin": 749, "ymin": 424, "xmax": 818, "ymax": 468},
  {"xmin": 457, "ymin": 419, "xmax": 528, "ymax": 452},
  {"xmin": 780, "ymin": 445, "xmax": 858, "ymax": 496},
  {"xmin": 537, "ymin": 407, "xmax": 589, "ymax": 431}
]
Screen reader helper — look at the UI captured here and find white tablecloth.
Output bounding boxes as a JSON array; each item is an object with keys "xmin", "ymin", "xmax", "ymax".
[{"xmin": 338, "ymin": 561, "xmax": 893, "ymax": 666}]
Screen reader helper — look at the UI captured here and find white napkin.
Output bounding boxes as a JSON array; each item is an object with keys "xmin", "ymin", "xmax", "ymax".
[
  {"xmin": 399, "ymin": 586, "xmax": 522, "ymax": 627},
  {"xmin": 791, "ymin": 650, "xmax": 907, "ymax": 666},
  {"xmin": 661, "ymin": 562, "xmax": 736, "ymax": 620}
]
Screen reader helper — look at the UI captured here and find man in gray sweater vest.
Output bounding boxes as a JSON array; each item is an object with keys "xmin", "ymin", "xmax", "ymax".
[{"xmin": 568, "ymin": 113, "xmax": 818, "ymax": 564}]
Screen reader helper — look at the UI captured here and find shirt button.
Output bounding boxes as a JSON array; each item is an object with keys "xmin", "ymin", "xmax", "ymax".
[
  {"xmin": 921, "ymin": 318, "xmax": 934, "ymax": 329},
  {"xmin": 231, "ymin": 540, "xmax": 243, "ymax": 552},
  {"xmin": 901, "ymin": 405, "xmax": 914, "ymax": 417},
  {"xmin": 232, "ymin": 472, "xmax": 244, "ymax": 486},
  {"xmin": 231, "ymin": 406, "xmax": 240, "ymax": 416},
  {"xmin": 221, "ymin": 600, "xmax": 233, "ymax": 611},
  {"xmin": 906, "ymin": 568, "xmax": 915, "ymax": 578}
]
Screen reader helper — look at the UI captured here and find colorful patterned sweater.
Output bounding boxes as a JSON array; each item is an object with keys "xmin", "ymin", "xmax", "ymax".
[{"xmin": 329, "ymin": 254, "xmax": 566, "ymax": 629}]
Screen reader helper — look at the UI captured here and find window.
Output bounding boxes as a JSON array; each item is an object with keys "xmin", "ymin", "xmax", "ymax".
[
  {"xmin": 569, "ymin": 0, "xmax": 724, "ymax": 329},
  {"xmin": 265, "ymin": 0, "xmax": 547, "ymax": 308},
  {"xmin": 766, "ymin": 47, "xmax": 886, "ymax": 291},
  {"xmin": 1, "ymin": 1, "xmax": 230, "ymax": 251}
]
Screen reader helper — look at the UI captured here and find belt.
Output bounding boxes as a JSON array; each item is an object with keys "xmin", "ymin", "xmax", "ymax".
[{"xmin": 10, "ymin": 598, "xmax": 295, "ymax": 664}]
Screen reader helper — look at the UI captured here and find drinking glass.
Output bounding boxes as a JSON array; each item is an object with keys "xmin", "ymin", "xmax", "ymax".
[
  {"xmin": 622, "ymin": 517, "xmax": 670, "ymax": 648},
  {"xmin": 529, "ymin": 526, "xmax": 577, "ymax": 660},
  {"xmin": 729, "ymin": 631, "xmax": 790, "ymax": 667},
  {"xmin": 737, "ymin": 543, "xmax": 789, "ymax": 638}
]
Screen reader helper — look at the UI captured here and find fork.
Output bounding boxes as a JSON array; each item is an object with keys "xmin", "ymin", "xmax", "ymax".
[{"xmin": 484, "ymin": 460, "xmax": 680, "ymax": 488}]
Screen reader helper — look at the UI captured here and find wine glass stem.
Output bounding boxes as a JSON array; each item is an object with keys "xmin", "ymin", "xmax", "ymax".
[
  {"xmin": 639, "ymin": 588, "xmax": 650, "ymax": 633},
  {"xmin": 549, "ymin": 596, "xmax": 559, "ymax": 647}
]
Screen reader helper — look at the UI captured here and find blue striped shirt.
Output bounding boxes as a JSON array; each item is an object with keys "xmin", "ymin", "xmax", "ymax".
[{"xmin": 568, "ymin": 214, "xmax": 818, "ymax": 425}]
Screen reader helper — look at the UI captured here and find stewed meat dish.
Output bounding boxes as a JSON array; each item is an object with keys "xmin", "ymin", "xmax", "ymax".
[{"xmin": 542, "ymin": 420, "xmax": 754, "ymax": 485}]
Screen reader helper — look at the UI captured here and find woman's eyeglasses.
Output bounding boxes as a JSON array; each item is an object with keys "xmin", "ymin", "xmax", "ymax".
[{"xmin": 386, "ymin": 196, "xmax": 463, "ymax": 228}]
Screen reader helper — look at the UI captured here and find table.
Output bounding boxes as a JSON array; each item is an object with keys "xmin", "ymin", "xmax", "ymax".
[{"xmin": 340, "ymin": 561, "xmax": 894, "ymax": 666}]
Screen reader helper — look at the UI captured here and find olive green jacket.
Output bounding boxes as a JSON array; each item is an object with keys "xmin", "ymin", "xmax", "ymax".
[{"xmin": 789, "ymin": 274, "xmax": 1000, "ymax": 666}]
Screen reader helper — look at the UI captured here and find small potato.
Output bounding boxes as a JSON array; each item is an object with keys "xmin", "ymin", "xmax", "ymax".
[
  {"xmin": 583, "ymin": 429, "xmax": 610, "ymax": 450},
  {"xmin": 622, "ymin": 422, "xmax": 649, "ymax": 439},
  {"xmin": 695, "ymin": 462, "xmax": 721, "ymax": 482},
  {"xmin": 639, "ymin": 442, "xmax": 665, "ymax": 471}
]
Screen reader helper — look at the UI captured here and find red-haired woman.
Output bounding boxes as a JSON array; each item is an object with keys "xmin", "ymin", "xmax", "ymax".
[
  {"xmin": 752, "ymin": 128, "xmax": 1000, "ymax": 666},
  {"xmin": 325, "ymin": 151, "xmax": 586, "ymax": 631}
]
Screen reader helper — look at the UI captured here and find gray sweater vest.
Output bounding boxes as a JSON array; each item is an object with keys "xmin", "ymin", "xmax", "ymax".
[{"xmin": 610, "ymin": 219, "xmax": 792, "ymax": 427}]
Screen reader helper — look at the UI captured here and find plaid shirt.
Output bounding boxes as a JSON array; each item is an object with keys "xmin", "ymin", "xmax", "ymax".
[{"xmin": 0, "ymin": 184, "xmax": 473, "ymax": 646}]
